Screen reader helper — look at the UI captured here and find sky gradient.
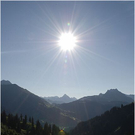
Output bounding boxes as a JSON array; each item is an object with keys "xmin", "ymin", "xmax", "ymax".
[{"xmin": 1, "ymin": 1, "xmax": 134, "ymax": 98}]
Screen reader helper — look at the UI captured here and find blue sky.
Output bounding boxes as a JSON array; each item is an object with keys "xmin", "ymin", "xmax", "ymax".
[{"xmin": 1, "ymin": 1, "xmax": 134, "ymax": 98}]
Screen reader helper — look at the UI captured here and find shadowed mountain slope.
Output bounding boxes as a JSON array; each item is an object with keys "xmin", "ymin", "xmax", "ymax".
[{"xmin": 1, "ymin": 81, "xmax": 78, "ymax": 127}]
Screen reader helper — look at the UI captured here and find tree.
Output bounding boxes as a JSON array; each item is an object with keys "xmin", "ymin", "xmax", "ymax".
[
  {"xmin": 8, "ymin": 113, "xmax": 14, "ymax": 128},
  {"xmin": 29, "ymin": 117, "xmax": 35, "ymax": 135},
  {"xmin": 48, "ymin": 124, "xmax": 52, "ymax": 133},
  {"xmin": 20, "ymin": 114, "xmax": 23, "ymax": 122},
  {"xmin": 24, "ymin": 115, "xmax": 27, "ymax": 124},
  {"xmin": 1, "ymin": 110, "xmax": 7, "ymax": 125},
  {"xmin": 36, "ymin": 120, "xmax": 42, "ymax": 135},
  {"xmin": 16, "ymin": 122, "xmax": 21, "ymax": 133},
  {"xmin": 52, "ymin": 124, "xmax": 60, "ymax": 135},
  {"xmin": 22, "ymin": 115, "xmax": 27, "ymax": 130},
  {"xmin": 43, "ymin": 122, "xmax": 50, "ymax": 135},
  {"xmin": 31, "ymin": 117, "xmax": 34, "ymax": 128},
  {"xmin": 14, "ymin": 114, "xmax": 19, "ymax": 124},
  {"xmin": 29, "ymin": 117, "xmax": 32, "ymax": 123}
]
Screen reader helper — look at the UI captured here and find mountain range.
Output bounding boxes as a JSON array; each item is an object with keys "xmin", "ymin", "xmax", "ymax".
[
  {"xmin": 1, "ymin": 80, "xmax": 134, "ymax": 128},
  {"xmin": 43, "ymin": 94, "xmax": 77, "ymax": 104}
]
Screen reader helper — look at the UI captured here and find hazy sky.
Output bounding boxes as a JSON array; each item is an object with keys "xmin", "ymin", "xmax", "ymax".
[{"xmin": 1, "ymin": 1, "xmax": 134, "ymax": 98}]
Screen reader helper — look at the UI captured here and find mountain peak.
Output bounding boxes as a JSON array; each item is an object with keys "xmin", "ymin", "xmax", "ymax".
[
  {"xmin": 111, "ymin": 88, "xmax": 118, "ymax": 91},
  {"xmin": 103, "ymin": 89, "xmax": 133, "ymax": 102},
  {"xmin": 62, "ymin": 94, "xmax": 69, "ymax": 98},
  {"xmin": 105, "ymin": 89, "xmax": 124, "ymax": 95},
  {"xmin": 1, "ymin": 80, "xmax": 12, "ymax": 85}
]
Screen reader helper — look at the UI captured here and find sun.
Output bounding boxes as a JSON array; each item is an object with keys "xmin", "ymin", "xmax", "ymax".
[{"xmin": 58, "ymin": 32, "xmax": 77, "ymax": 51}]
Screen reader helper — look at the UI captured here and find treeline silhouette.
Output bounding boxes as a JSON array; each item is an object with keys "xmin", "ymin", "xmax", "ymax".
[{"xmin": 1, "ymin": 111, "xmax": 66, "ymax": 135}]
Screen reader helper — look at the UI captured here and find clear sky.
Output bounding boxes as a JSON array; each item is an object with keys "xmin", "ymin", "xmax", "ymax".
[{"xmin": 1, "ymin": 1, "xmax": 134, "ymax": 99}]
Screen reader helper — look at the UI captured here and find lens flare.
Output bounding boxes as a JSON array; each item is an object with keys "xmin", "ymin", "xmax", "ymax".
[{"xmin": 67, "ymin": 22, "xmax": 70, "ymax": 26}]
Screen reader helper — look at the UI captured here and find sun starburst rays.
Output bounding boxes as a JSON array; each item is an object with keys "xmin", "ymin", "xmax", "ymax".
[{"xmin": 29, "ymin": 3, "xmax": 115, "ymax": 91}]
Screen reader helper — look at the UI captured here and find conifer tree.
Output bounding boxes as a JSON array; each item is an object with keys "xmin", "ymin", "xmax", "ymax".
[
  {"xmin": 24, "ymin": 115, "xmax": 27, "ymax": 124},
  {"xmin": 20, "ymin": 114, "xmax": 23, "ymax": 122},
  {"xmin": 43, "ymin": 122, "xmax": 50, "ymax": 135},
  {"xmin": 29, "ymin": 117, "xmax": 32, "ymax": 123},
  {"xmin": 36, "ymin": 120, "xmax": 42, "ymax": 135},
  {"xmin": 52, "ymin": 124, "xmax": 60, "ymax": 135},
  {"xmin": 48, "ymin": 124, "xmax": 52, "ymax": 134},
  {"xmin": 1, "ymin": 110, "xmax": 6, "ymax": 124}
]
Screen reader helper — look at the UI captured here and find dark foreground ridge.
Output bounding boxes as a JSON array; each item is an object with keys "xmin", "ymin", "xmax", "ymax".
[{"xmin": 70, "ymin": 102, "xmax": 134, "ymax": 135}]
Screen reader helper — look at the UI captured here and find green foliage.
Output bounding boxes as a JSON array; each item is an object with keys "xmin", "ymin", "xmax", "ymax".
[
  {"xmin": 1, "ymin": 111, "xmax": 67, "ymax": 135},
  {"xmin": 1, "ymin": 124, "xmax": 22, "ymax": 135}
]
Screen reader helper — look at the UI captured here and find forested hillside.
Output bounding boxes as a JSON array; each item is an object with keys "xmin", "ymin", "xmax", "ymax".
[{"xmin": 1, "ymin": 111, "xmax": 67, "ymax": 135}]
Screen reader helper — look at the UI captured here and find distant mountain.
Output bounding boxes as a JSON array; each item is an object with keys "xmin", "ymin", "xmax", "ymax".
[
  {"xmin": 57, "ymin": 89, "xmax": 133, "ymax": 121},
  {"xmin": 70, "ymin": 102, "xmax": 134, "ymax": 135},
  {"xmin": 1, "ymin": 80, "xmax": 78, "ymax": 127},
  {"xmin": 43, "ymin": 94, "xmax": 77, "ymax": 104}
]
